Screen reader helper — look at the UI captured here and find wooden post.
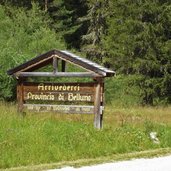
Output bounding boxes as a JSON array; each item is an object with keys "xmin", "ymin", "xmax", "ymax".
[
  {"xmin": 17, "ymin": 79, "xmax": 24, "ymax": 113},
  {"xmin": 53, "ymin": 57, "xmax": 58, "ymax": 73},
  {"xmin": 100, "ymin": 82, "xmax": 104, "ymax": 128},
  {"xmin": 94, "ymin": 78, "xmax": 103, "ymax": 129}
]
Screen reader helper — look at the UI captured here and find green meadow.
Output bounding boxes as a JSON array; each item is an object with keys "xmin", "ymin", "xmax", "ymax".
[{"xmin": 0, "ymin": 102, "xmax": 171, "ymax": 169}]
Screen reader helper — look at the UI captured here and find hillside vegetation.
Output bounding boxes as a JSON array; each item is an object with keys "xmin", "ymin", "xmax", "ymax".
[{"xmin": 0, "ymin": 1, "xmax": 170, "ymax": 105}]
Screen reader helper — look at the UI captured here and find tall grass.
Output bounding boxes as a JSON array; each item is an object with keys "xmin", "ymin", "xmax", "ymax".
[{"xmin": 0, "ymin": 102, "xmax": 171, "ymax": 169}]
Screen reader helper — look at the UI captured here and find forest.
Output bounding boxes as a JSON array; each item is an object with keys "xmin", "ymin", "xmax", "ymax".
[{"xmin": 0, "ymin": 0, "xmax": 171, "ymax": 105}]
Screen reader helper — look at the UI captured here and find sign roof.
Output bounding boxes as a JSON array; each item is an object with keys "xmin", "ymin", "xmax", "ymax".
[{"xmin": 7, "ymin": 49, "xmax": 115, "ymax": 77}]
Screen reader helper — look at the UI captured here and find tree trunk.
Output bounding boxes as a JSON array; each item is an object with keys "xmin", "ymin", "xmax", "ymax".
[{"xmin": 45, "ymin": 0, "xmax": 48, "ymax": 11}]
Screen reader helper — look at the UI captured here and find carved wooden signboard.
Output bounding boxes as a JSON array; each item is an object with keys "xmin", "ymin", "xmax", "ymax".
[
  {"xmin": 23, "ymin": 82, "xmax": 96, "ymax": 103},
  {"xmin": 20, "ymin": 82, "xmax": 104, "ymax": 114},
  {"xmin": 7, "ymin": 49, "xmax": 115, "ymax": 129}
]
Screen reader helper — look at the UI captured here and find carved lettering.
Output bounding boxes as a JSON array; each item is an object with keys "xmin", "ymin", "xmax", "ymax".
[
  {"xmin": 26, "ymin": 92, "xmax": 55, "ymax": 101},
  {"xmin": 68, "ymin": 93, "xmax": 91, "ymax": 101},
  {"xmin": 58, "ymin": 93, "xmax": 64, "ymax": 101},
  {"xmin": 37, "ymin": 83, "xmax": 80, "ymax": 92}
]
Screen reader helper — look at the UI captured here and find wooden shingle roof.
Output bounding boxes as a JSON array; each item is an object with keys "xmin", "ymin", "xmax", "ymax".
[{"xmin": 7, "ymin": 49, "xmax": 115, "ymax": 77}]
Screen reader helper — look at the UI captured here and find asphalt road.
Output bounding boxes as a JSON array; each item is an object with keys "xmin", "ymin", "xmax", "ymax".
[{"xmin": 48, "ymin": 155, "xmax": 171, "ymax": 171}]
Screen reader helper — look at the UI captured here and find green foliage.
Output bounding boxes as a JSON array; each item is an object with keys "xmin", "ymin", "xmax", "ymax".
[
  {"xmin": 103, "ymin": 0, "xmax": 171, "ymax": 105},
  {"xmin": 0, "ymin": 0, "xmax": 32, "ymax": 8},
  {"xmin": 105, "ymin": 75, "xmax": 142, "ymax": 107},
  {"xmin": 0, "ymin": 1, "xmax": 170, "ymax": 105},
  {"xmin": 0, "ymin": 4, "xmax": 65, "ymax": 100},
  {"xmin": 49, "ymin": 0, "xmax": 88, "ymax": 48},
  {"xmin": 81, "ymin": 0, "xmax": 109, "ymax": 63}
]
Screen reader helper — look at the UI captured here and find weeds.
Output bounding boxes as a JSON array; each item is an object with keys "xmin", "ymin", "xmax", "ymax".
[{"xmin": 0, "ymin": 102, "xmax": 171, "ymax": 169}]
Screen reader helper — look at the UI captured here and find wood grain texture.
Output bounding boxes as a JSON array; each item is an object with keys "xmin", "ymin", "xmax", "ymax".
[
  {"xmin": 17, "ymin": 72, "xmax": 101, "ymax": 78},
  {"xmin": 17, "ymin": 80, "xmax": 24, "ymax": 112},
  {"xmin": 94, "ymin": 79, "xmax": 104, "ymax": 129},
  {"xmin": 53, "ymin": 57, "xmax": 58, "ymax": 73}
]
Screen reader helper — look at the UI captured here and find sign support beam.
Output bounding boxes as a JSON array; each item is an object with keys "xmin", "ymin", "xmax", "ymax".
[
  {"xmin": 94, "ymin": 78, "xmax": 104, "ymax": 129},
  {"xmin": 16, "ymin": 72, "xmax": 102, "ymax": 78},
  {"xmin": 17, "ymin": 79, "xmax": 24, "ymax": 113},
  {"xmin": 53, "ymin": 57, "xmax": 58, "ymax": 73}
]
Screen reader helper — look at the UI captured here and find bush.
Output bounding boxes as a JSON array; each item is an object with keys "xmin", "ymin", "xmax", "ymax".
[
  {"xmin": 105, "ymin": 75, "xmax": 142, "ymax": 107},
  {"xmin": 0, "ymin": 4, "xmax": 65, "ymax": 100}
]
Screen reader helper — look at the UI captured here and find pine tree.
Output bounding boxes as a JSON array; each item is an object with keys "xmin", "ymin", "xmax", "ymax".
[
  {"xmin": 48, "ymin": 0, "xmax": 88, "ymax": 48},
  {"xmin": 81, "ymin": 0, "xmax": 110, "ymax": 63},
  {"xmin": 0, "ymin": 0, "xmax": 32, "ymax": 8},
  {"xmin": 103, "ymin": 0, "xmax": 171, "ymax": 104}
]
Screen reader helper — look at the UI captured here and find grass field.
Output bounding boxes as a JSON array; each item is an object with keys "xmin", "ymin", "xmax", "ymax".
[{"xmin": 0, "ymin": 102, "xmax": 171, "ymax": 169}]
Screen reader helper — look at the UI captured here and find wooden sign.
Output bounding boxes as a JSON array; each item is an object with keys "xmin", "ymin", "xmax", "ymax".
[
  {"xmin": 18, "ymin": 81, "xmax": 104, "ymax": 116},
  {"xmin": 7, "ymin": 50, "xmax": 115, "ymax": 129},
  {"xmin": 23, "ymin": 82, "xmax": 98, "ymax": 102}
]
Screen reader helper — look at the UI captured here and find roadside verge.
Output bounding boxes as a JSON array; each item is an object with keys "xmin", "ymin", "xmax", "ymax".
[{"xmin": 3, "ymin": 148, "xmax": 171, "ymax": 171}]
